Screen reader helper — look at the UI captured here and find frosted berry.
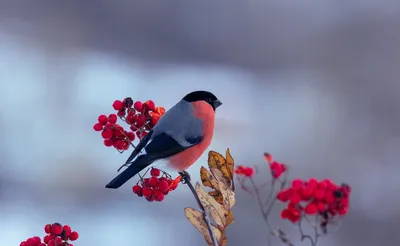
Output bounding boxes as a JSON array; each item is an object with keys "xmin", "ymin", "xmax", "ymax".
[
  {"xmin": 112, "ymin": 100, "xmax": 125, "ymax": 110},
  {"xmin": 93, "ymin": 123, "xmax": 103, "ymax": 131},
  {"xmin": 150, "ymin": 168, "xmax": 161, "ymax": 177}
]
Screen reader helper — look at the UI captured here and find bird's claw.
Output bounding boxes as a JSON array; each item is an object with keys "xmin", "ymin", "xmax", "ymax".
[{"xmin": 179, "ymin": 171, "xmax": 191, "ymax": 184}]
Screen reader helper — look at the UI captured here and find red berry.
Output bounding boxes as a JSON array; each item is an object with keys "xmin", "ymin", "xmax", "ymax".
[
  {"xmin": 117, "ymin": 109, "xmax": 126, "ymax": 117},
  {"xmin": 300, "ymin": 187, "xmax": 314, "ymax": 200},
  {"xmin": 130, "ymin": 125, "xmax": 137, "ymax": 132},
  {"xmin": 153, "ymin": 190, "xmax": 165, "ymax": 202},
  {"xmin": 63, "ymin": 225, "xmax": 72, "ymax": 236},
  {"xmin": 101, "ymin": 129, "xmax": 114, "ymax": 139},
  {"xmin": 143, "ymin": 178, "xmax": 150, "ymax": 187},
  {"xmin": 135, "ymin": 114, "xmax": 146, "ymax": 128},
  {"xmin": 132, "ymin": 185, "xmax": 142, "ymax": 195},
  {"xmin": 280, "ymin": 209, "xmax": 290, "ymax": 219},
  {"xmin": 291, "ymin": 179, "xmax": 303, "ymax": 190},
  {"xmin": 313, "ymin": 189, "xmax": 325, "ymax": 200},
  {"xmin": 155, "ymin": 107, "xmax": 166, "ymax": 115},
  {"xmin": 44, "ymin": 224, "xmax": 52, "ymax": 233},
  {"xmin": 112, "ymin": 100, "xmax": 125, "ymax": 110},
  {"xmin": 144, "ymin": 100, "xmax": 156, "ymax": 111},
  {"xmin": 126, "ymin": 132, "xmax": 135, "ymax": 141},
  {"xmin": 19, "ymin": 242, "xmax": 27, "ymax": 246},
  {"xmin": 123, "ymin": 97, "xmax": 134, "ymax": 107},
  {"xmin": 142, "ymin": 187, "xmax": 152, "ymax": 198},
  {"xmin": 150, "ymin": 168, "xmax": 161, "ymax": 177},
  {"xmin": 149, "ymin": 177, "xmax": 159, "ymax": 187},
  {"xmin": 317, "ymin": 202, "xmax": 326, "ymax": 212},
  {"xmin": 51, "ymin": 223, "xmax": 63, "ymax": 235},
  {"xmin": 104, "ymin": 139, "xmax": 114, "ymax": 147},
  {"xmin": 47, "ymin": 239, "xmax": 56, "ymax": 246},
  {"xmin": 289, "ymin": 192, "xmax": 301, "ymax": 204},
  {"xmin": 115, "ymin": 140, "xmax": 129, "ymax": 150},
  {"xmin": 69, "ymin": 231, "xmax": 79, "ymax": 241},
  {"xmin": 98, "ymin": 114, "xmax": 108, "ymax": 125},
  {"xmin": 146, "ymin": 196, "xmax": 155, "ymax": 202},
  {"xmin": 108, "ymin": 114, "xmax": 117, "ymax": 124},
  {"xmin": 93, "ymin": 123, "xmax": 103, "ymax": 131},
  {"xmin": 305, "ymin": 203, "xmax": 318, "ymax": 215},
  {"xmin": 158, "ymin": 180, "xmax": 169, "ymax": 193},
  {"xmin": 43, "ymin": 235, "xmax": 51, "ymax": 244},
  {"xmin": 134, "ymin": 101, "xmax": 143, "ymax": 111},
  {"xmin": 242, "ymin": 167, "xmax": 254, "ymax": 177}
]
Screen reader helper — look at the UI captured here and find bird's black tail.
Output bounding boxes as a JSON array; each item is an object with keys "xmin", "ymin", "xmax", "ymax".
[{"xmin": 105, "ymin": 155, "xmax": 151, "ymax": 189}]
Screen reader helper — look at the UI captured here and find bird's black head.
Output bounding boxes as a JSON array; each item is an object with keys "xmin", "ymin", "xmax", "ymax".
[{"xmin": 182, "ymin": 90, "xmax": 222, "ymax": 110}]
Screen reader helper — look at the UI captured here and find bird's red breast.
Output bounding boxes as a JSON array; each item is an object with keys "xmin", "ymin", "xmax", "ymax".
[{"xmin": 167, "ymin": 101, "xmax": 215, "ymax": 171}]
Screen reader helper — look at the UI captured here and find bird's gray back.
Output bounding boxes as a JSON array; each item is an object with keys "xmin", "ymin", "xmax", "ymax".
[{"xmin": 151, "ymin": 100, "xmax": 203, "ymax": 147}]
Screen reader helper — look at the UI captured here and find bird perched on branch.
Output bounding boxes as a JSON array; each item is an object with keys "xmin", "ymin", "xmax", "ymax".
[{"xmin": 105, "ymin": 90, "xmax": 222, "ymax": 189}]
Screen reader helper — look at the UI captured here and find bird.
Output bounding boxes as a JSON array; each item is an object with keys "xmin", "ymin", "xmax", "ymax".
[{"xmin": 105, "ymin": 90, "xmax": 222, "ymax": 189}]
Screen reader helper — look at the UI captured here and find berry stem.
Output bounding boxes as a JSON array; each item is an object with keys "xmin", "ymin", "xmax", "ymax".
[{"xmin": 179, "ymin": 171, "xmax": 218, "ymax": 246}]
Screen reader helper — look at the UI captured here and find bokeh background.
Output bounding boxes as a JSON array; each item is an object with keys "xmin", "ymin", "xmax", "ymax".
[{"xmin": 1, "ymin": 1, "xmax": 399, "ymax": 245}]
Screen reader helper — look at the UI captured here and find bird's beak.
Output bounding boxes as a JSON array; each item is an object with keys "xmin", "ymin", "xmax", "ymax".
[{"xmin": 213, "ymin": 99, "xmax": 222, "ymax": 109}]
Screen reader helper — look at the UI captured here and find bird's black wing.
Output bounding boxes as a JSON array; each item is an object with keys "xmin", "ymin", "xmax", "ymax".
[
  {"xmin": 125, "ymin": 129, "xmax": 153, "ymax": 164},
  {"xmin": 144, "ymin": 133, "xmax": 203, "ymax": 162}
]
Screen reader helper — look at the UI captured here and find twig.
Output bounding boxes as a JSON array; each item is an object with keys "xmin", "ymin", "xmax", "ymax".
[{"xmin": 179, "ymin": 171, "xmax": 218, "ymax": 246}]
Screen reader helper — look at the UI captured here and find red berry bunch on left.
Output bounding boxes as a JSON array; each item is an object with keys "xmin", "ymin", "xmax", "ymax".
[
  {"xmin": 131, "ymin": 167, "xmax": 181, "ymax": 202},
  {"xmin": 278, "ymin": 178, "xmax": 351, "ymax": 224},
  {"xmin": 20, "ymin": 223, "xmax": 78, "ymax": 246},
  {"xmin": 93, "ymin": 97, "xmax": 166, "ymax": 153}
]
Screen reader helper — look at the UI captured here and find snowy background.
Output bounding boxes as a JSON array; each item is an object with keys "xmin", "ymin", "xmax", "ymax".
[{"xmin": 1, "ymin": 1, "xmax": 399, "ymax": 245}]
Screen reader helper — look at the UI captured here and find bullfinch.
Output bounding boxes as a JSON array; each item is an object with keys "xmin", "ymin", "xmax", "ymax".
[{"xmin": 105, "ymin": 90, "xmax": 222, "ymax": 189}]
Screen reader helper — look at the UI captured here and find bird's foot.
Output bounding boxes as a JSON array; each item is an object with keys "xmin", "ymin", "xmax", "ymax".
[{"xmin": 179, "ymin": 170, "xmax": 191, "ymax": 184}]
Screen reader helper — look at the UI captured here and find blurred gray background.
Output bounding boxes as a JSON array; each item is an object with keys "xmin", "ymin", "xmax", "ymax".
[{"xmin": 0, "ymin": 1, "xmax": 399, "ymax": 245}]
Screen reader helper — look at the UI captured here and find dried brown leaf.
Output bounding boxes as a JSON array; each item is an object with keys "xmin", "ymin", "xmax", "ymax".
[
  {"xmin": 195, "ymin": 183, "xmax": 228, "ymax": 227},
  {"xmin": 200, "ymin": 166, "xmax": 219, "ymax": 190},
  {"xmin": 184, "ymin": 207, "xmax": 222, "ymax": 245}
]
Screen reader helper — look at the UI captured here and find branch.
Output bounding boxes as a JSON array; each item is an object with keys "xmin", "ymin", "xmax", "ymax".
[{"xmin": 179, "ymin": 171, "xmax": 218, "ymax": 246}]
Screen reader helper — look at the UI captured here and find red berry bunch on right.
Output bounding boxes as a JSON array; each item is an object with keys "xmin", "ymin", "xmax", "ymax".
[
  {"xmin": 264, "ymin": 153, "xmax": 287, "ymax": 179},
  {"xmin": 131, "ymin": 168, "xmax": 181, "ymax": 202},
  {"xmin": 93, "ymin": 97, "xmax": 166, "ymax": 152},
  {"xmin": 278, "ymin": 178, "xmax": 351, "ymax": 224},
  {"xmin": 20, "ymin": 222, "xmax": 79, "ymax": 246}
]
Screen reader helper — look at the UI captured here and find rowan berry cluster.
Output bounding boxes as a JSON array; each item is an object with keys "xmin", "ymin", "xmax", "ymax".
[
  {"xmin": 264, "ymin": 153, "xmax": 287, "ymax": 179},
  {"xmin": 93, "ymin": 97, "xmax": 165, "ymax": 152},
  {"xmin": 234, "ymin": 165, "xmax": 254, "ymax": 177},
  {"xmin": 278, "ymin": 178, "xmax": 351, "ymax": 223},
  {"xmin": 20, "ymin": 223, "xmax": 78, "ymax": 246},
  {"xmin": 131, "ymin": 167, "xmax": 181, "ymax": 202}
]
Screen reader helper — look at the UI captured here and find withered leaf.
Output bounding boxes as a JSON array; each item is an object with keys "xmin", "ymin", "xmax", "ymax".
[
  {"xmin": 195, "ymin": 183, "xmax": 228, "ymax": 227},
  {"xmin": 200, "ymin": 166, "xmax": 219, "ymax": 190},
  {"xmin": 185, "ymin": 207, "xmax": 222, "ymax": 246}
]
